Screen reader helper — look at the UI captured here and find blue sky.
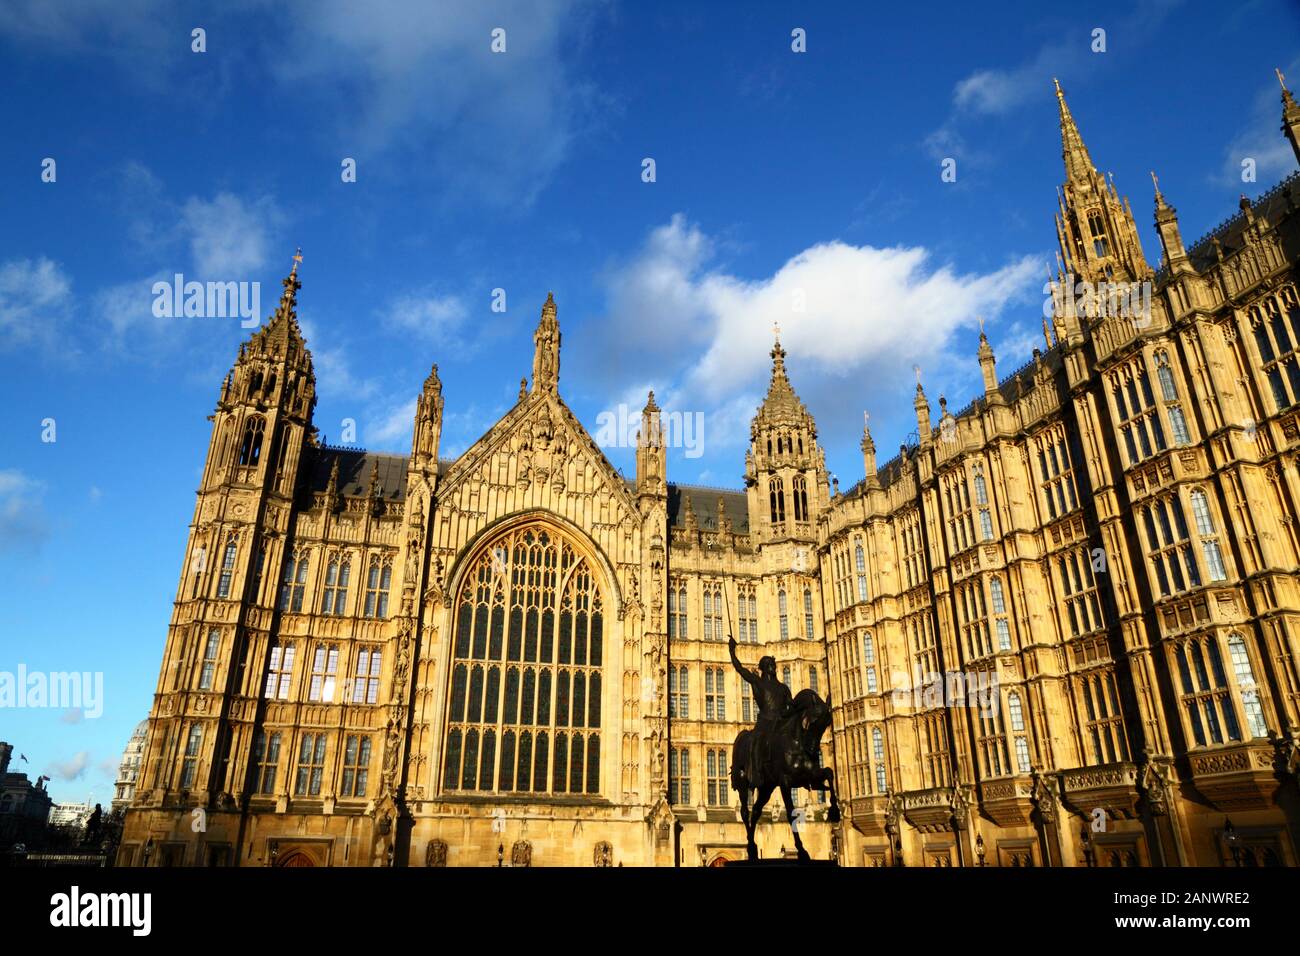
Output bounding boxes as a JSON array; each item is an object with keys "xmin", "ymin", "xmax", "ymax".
[{"xmin": 1, "ymin": 0, "xmax": 1298, "ymax": 805}]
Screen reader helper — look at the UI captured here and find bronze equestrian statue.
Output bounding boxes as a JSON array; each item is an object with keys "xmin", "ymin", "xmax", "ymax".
[{"xmin": 729, "ymin": 636, "xmax": 840, "ymax": 862}]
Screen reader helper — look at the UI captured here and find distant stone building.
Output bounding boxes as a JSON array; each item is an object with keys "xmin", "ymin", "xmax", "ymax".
[
  {"xmin": 0, "ymin": 742, "xmax": 54, "ymax": 848},
  {"xmin": 47, "ymin": 802, "xmax": 94, "ymax": 831},
  {"xmin": 112, "ymin": 720, "xmax": 149, "ymax": 814},
  {"xmin": 121, "ymin": 75, "xmax": 1300, "ymax": 866}
]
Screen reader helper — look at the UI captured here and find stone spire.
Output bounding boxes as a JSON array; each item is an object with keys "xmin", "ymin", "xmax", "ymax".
[
  {"xmin": 1054, "ymin": 78, "xmax": 1095, "ymax": 186},
  {"xmin": 226, "ymin": 249, "xmax": 315, "ymax": 425},
  {"xmin": 977, "ymin": 320, "xmax": 1001, "ymax": 401},
  {"xmin": 860, "ymin": 412, "xmax": 879, "ymax": 488},
  {"xmin": 756, "ymin": 329, "xmax": 815, "ymax": 430},
  {"xmin": 531, "ymin": 292, "xmax": 561, "ymax": 393},
  {"xmin": 1279, "ymin": 68, "xmax": 1300, "ymax": 167},
  {"xmin": 636, "ymin": 389, "xmax": 666, "ymax": 497},
  {"xmin": 914, "ymin": 372, "xmax": 932, "ymax": 444},
  {"xmin": 249, "ymin": 250, "xmax": 308, "ymax": 361},
  {"xmin": 1052, "ymin": 81, "xmax": 1149, "ymax": 286},
  {"xmin": 1152, "ymin": 171, "xmax": 1192, "ymax": 276}
]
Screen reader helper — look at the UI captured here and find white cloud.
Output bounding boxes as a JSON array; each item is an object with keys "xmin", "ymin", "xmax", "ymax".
[
  {"xmin": 93, "ymin": 186, "xmax": 284, "ymax": 352},
  {"xmin": 0, "ymin": 257, "xmax": 73, "ymax": 354},
  {"xmin": 95, "ymin": 274, "xmax": 170, "ymax": 344},
  {"xmin": 927, "ymin": 3, "xmax": 1180, "ymax": 163},
  {"xmin": 180, "ymin": 193, "xmax": 284, "ymax": 279},
  {"xmin": 386, "ymin": 292, "xmax": 468, "ymax": 339},
  {"xmin": 591, "ymin": 216, "xmax": 1042, "ymax": 457},
  {"xmin": 47, "ymin": 750, "xmax": 90, "ymax": 781},
  {"xmin": 954, "ymin": 68, "xmax": 1031, "ymax": 116},
  {"xmin": 0, "ymin": 469, "xmax": 50, "ymax": 553},
  {"xmin": 365, "ymin": 398, "xmax": 417, "ymax": 451}
]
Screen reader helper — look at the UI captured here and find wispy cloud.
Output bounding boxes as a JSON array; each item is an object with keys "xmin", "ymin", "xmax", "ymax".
[
  {"xmin": 925, "ymin": 3, "xmax": 1183, "ymax": 165},
  {"xmin": 181, "ymin": 193, "xmax": 285, "ymax": 278},
  {"xmin": 364, "ymin": 397, "xmax": 417, "ymax": 451},
  {"xmin": 0, "ymin": 469, "xmax": 50, "ymax": 553},
  {"xmin": 1218, "ymin": 63, "xmax": 1300, "ymax": 188},
  {"xmin": 46, "ymin": 749, "xmax": 91, "ymax": 781},
  {"xmin": 267, "ymin": 0, "xmax": 604, "ymax": 205},
  {"xmin": 0, "ymin": 257, "xmax": 73, "ymax": 355},
  {"xmin": 386, "ymin": 291, "xmax": 468, "ymax": 340}
]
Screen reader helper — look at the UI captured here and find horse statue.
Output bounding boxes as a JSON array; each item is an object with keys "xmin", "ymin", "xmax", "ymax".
[{"xmin": 728, "ymin": 636, "xmax": 840, "ymax": 862}]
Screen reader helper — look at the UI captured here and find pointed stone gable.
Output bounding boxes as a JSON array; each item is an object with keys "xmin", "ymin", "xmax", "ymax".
[{"xmin": 435, "ymin": 388, "xmax": 639, "ymax": 526}]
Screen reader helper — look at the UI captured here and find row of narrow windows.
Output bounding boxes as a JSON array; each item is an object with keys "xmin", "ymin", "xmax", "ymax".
[
  {"xmin": 667, "ymin": 584, "xmax": 814, "ymax": 641},
  {"xmin": 765, "ymin": 432, "xmax": 804, "ymax": 456}
]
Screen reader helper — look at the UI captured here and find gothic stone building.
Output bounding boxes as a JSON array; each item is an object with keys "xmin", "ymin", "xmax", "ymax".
[{"xmin": 120, "ymin": 76, "xmax": 1300, "ymax": 866}]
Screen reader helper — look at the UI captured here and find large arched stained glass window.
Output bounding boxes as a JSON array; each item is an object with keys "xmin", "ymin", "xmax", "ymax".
[{"xmin": 443, "ymin": 524, "xmax": 604, "ymax": 796}]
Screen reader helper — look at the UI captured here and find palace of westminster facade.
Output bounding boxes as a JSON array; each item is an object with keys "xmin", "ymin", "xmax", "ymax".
[{"xmin": 120, "ymin": 76, "xmax": 1300, "ymax": 867}]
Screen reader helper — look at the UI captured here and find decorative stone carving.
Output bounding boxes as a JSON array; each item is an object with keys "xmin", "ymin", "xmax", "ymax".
[
  {"xmin": 1031, "ymin": 770, "xmax": 1059, "ymax": 824},
  {"xmin": 425, "ymin": 839, "xmax": 448, "ymax": 867}
]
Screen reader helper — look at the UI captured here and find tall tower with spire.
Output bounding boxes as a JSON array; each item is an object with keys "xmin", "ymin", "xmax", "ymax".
[
  {"xmin": 136, "ymin": 252, "xmax": 317, "ymax": 812},
  {"xmin": 745, "ymin": 330, "xmax": 827, "ymax": 544},
  {"xmin": 1052, "ymin": 79, "xmax": 1150, "ymax": 288}
]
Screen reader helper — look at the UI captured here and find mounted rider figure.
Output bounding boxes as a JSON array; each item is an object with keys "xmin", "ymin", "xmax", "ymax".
[{"xmin": 729, "ymin": 635, "xmax": 793, "ymax": 784}]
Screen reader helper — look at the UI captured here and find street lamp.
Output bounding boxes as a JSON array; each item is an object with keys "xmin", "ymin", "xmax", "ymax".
[
  {"xmin": 1080, "ymin": 825, "xmax": 1095, "ymax": 868},
  {"xmin": 142, "ymin": 837, "xmax": 154, "ymax": 867},
  {"xmin": 975, "ymin": 833, "xmax": 986, "ymax": 867}
]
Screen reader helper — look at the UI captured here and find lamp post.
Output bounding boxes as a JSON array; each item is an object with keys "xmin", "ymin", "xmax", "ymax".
[
  {"xmin": 1223, "ymin": 818, "xmax": 1241, "ymax": 867},
  {"xmin": 1080, "ymin": 825, "xmax": 1095, "ymax": 868},
  {"xmin": 142, "ymin": 837, "xmax": 154, "ymax": 867},
  {"xmin": 975, "ymin": 833, "xmax": 987, "ymax": 867}
]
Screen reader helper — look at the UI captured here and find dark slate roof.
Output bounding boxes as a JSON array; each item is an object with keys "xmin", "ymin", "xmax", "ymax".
[
  {"xmin": 667, "ymin": 482, "xmax": 750, "ymax": 533},
  {"xmin": 1176, "ymin": 171, "xmax": 1300, "ymax": 277},
  {"xmin": 308, "ymin": 448, "xmax": 409, "ymax": 501}
]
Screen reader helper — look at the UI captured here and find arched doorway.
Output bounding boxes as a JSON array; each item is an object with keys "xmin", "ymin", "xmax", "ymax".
[
  {"xmin": 276, "ymin": 850, "xmax": 316, "ymax": 867},
  {"xmin": 441, "ymin": 521, "xmax": 608, "ymax": 798}
]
